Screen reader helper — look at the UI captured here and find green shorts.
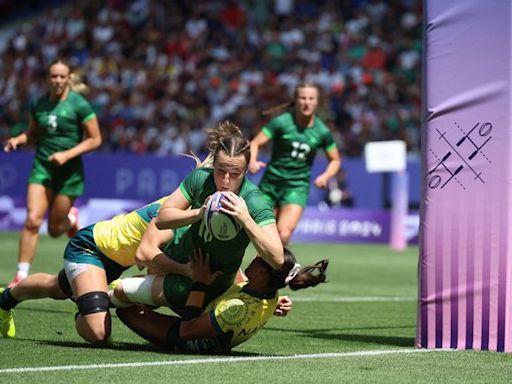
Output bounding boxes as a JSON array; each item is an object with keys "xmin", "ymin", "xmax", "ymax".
[
  {"xmin": 259, "ymin": 178, "xmax": 309, "ymax": 208},
  {"xmin": 162, "ymin": 274, "xmax": 229, "ymax": 313},
  {"xmin": 29, "ymin": 157, "xmax": 84, "ymax": 196},
  {"xmin": 161, "ymin": 227, "xmax": 234, "ymax": 312},
  {"xmin": 63, "ymin": 225, "xmax": 128, "ymax": 283}
]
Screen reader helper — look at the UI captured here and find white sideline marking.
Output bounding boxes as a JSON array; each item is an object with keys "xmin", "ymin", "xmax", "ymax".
[
  {"xmin": 293, "ymin": 296, "xmax": 416, "ymax": 302},
  {"xmin": 0, "ymin": 349, "xmax": 436, "ymax": 374}
]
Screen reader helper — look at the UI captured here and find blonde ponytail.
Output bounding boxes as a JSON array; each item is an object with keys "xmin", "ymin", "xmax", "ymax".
[{"xmin": 69, "ymin": 72, "xmax": 89, "ymax": 95}]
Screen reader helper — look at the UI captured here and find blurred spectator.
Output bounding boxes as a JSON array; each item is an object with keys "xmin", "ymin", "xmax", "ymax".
[
  {"xmin": 318, "ymin": 168, "xmax": 354, "ymax": 210},
  {"xmin": 0, "ymin": 0, "xmax": 422, "ymax": 158}
]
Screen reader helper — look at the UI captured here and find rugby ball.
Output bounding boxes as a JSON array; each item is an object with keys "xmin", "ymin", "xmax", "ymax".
[{"xmin": 204, "ymin": 192, "xmax": 241, "ymax": 241}]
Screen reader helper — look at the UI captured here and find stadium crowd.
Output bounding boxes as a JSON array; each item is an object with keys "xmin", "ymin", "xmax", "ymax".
[{"xmin": 0, "ymin": 0, "xmax": 422, "ymax": 157}]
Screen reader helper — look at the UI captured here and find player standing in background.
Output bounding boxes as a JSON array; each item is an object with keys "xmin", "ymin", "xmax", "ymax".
[
  {"xmin": 115, "ymin": 248, "xmax": 328, "ymax": 354},
  {"xmin": 249, "ymin": 83, "xmax": 341, "ymax": 244},
  {"xmin": 3, "ymin": 59, "xmax": 102, "ymax": 287}
]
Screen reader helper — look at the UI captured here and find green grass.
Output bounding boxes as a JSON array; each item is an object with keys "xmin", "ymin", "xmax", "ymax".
[{"xmin": 0, "ymin": 232, "xmax": 511, "ymax": 383}]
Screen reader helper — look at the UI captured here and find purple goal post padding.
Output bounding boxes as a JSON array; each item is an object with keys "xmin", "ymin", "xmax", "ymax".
[{"xmin": 418, "ymin": 1, "xmax": 512, "ymax": 352}]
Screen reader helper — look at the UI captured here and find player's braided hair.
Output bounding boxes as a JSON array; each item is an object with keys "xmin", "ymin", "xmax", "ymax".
[
  {"xmin": 194, "ymin": 121, "xmax": 250, "ymax": 168},
  {"xmin": 266, "ymin": 248, "xmax": 328, "ymax": 291},
  {"xmin": 261, "ymin": 82, "xmax": 321, "ymax": 116}
]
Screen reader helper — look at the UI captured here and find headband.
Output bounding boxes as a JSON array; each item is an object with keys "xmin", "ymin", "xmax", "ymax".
[{"xmin": 285, "ymin": 263, "xmax": 302, "ymax": 284}]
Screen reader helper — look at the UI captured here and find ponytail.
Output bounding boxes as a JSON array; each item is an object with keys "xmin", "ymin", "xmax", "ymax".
[
  {"xmin": 69, "ymin": 72, "xmax": 89, "ymax": 95},
  {"xmin": 261, "ymin": 101, "xmax": 294, "ymax": 116},
  {"xmin": 288, "ymin": 259, "xmax": 328, "ymax": 291},
  {"xmin": 266, "ymin": 248, "xmax": 328, "ymax": 291}
]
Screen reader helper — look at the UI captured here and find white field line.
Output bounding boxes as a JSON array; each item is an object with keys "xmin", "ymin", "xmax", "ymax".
[
  {"xmin": 293, "ymin": 296, "xmax": 416, "ymax": 302},
  {"xmin": 0, "ymin": 349, "xmax": 439, "ymax": 374}
]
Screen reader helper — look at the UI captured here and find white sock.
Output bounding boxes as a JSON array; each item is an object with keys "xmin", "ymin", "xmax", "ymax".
[
  {"xmin": 68, "ymin": 212, "xmax": 77, "ymax": 226},
  {"xmin": 17, "ymin": 262, "xmax": 31, "ymax": 278},
  {"xmin": 122, "ymin": 276, "xmax": 156, "ymax": 306},
  {"xmin": 108, "ymin": 289, "xmax": 133, "ymax": 308}
]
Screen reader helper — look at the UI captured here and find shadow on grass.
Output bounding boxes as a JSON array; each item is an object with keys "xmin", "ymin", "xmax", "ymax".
[
  {"xmin": 264, "ymin": 325, "xmax": 415, "ymax": 347},
  {"xmin": 16, "ymin": 338, "xmax": 263, "ymax": 357},
  {"xmin": 38, "ymin": 340, "xmax": 166, "ymax": 353}
]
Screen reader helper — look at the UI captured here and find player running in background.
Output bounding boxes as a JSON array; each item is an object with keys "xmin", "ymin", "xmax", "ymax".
[
  {"xmin": 3, "ymin": 59, "xmax": 102, "ymax": 287},
  {"xmin": 249, "ymin": 82, "xmax": 341, "ymax": 244},
  {"xmin": 115, "ymin": 248, "xmax": 328, "ymax": 354}
]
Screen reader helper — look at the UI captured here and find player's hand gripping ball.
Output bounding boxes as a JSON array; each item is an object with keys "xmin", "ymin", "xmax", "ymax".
[{"xmin": 204, "ymin": 192, "xmax": 241, "ymax": 241}]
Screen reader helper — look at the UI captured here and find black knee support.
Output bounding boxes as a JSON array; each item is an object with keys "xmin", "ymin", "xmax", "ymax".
[
  {"xmin": 57, "ymin": 269, "xmax": 72, "ymax": 298},
  {"xmin": 76, "ymin": 291, "xmax": 109, "ymax": 316}
]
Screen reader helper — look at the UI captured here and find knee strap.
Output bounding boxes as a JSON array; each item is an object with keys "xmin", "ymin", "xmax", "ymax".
[
  {"xmin": 57, "ymin": 269, "xmax": 72, "ymax": 298},
  {"xmin": 76, "ymin": 291, "xmax": 109, "ymax": 316}
]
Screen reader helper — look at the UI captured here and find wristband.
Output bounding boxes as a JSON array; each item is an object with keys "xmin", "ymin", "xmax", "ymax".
[
  {"xmin": 190, "ymin": 282, "xmax": 208, "ymax": 292},
  {"xmin": 181, "ymin": 305, "xmax": 202, "ymax": 321}
]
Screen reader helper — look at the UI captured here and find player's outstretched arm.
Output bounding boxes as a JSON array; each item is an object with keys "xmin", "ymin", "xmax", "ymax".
[{"xmin": 135, "ymin": 219, "xmax": 191, "ymax": 277}]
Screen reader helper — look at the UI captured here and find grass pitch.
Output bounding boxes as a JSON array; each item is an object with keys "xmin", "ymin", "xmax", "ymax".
[{"xmin": 0, "ymin": 232, "xmax": 511, "ymax": 383}]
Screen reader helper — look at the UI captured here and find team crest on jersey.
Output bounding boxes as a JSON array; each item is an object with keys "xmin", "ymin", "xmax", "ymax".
[{"xmin": 217, "ymin": 299, "xmax": 249, "ymax": 327}]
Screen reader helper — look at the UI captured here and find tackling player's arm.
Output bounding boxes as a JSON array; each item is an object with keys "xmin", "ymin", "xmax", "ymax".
[
  {"xmin": 135, "ymin": 218, "xmax": 191, "ymax": 277},
  {"xmin": 179, "ymin": 250, "xmax": 222, "ymax": 339},
  {"xmin": 234, "ymin": 271, "xmax": 292, "ymax": 317}
]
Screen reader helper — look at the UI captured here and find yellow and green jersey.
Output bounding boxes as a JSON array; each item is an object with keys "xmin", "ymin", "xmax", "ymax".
[
  {"xmin": 31, "ymin": 90, "xmax": 96, "ymax": 163},
  {"xmin": 261, "ymin": 111, "xmax": 337, "ymax": 187},
  {"xmin": 206, "ymin": 282, "xmax": 278, "ymax": 350},
  {"xmin": 93, "ymin": 197, "xmax": 167, "ymax": 267}
]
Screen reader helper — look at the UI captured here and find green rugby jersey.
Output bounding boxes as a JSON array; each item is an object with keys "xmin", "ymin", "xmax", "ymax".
[
  {"xmin": 166, "ymin": 168, "xmax": 276, "ymax": 290},
  {"xmin": 261, "ymin": 112, "xmax": 337, "ymax": 186},
  {"xmin": 30, "ymin": 90, "xmax": 96, "ymax": 162}
]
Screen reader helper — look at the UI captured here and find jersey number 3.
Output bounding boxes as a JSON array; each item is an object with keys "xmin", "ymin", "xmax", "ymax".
[{"xmin": 48, "ymin": 114, "xmax": 58, "ymax": 132}]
